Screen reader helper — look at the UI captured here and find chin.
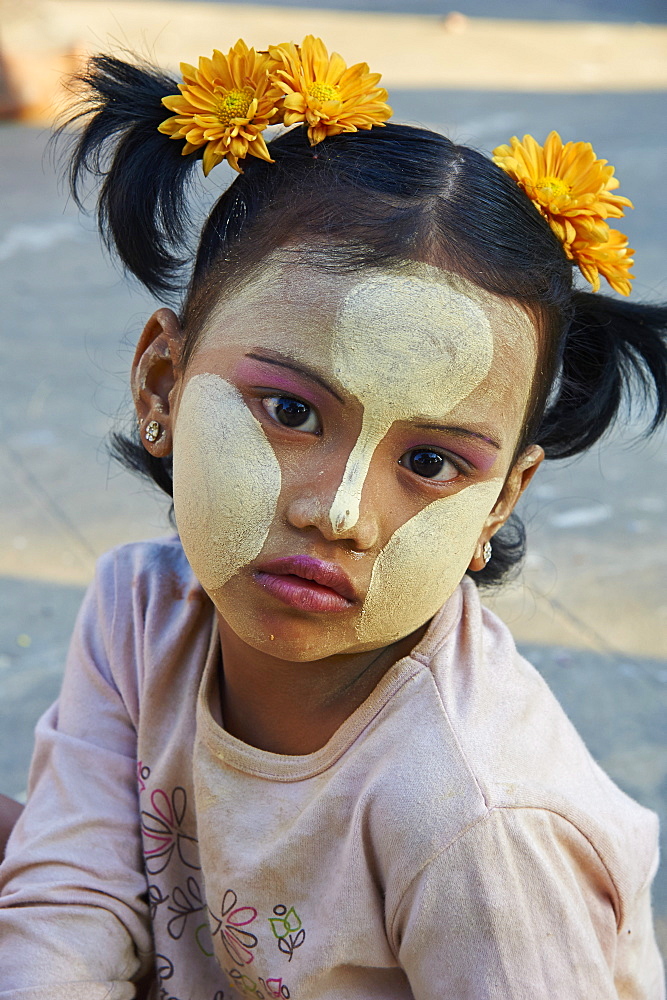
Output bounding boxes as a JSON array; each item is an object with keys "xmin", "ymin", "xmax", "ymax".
[
  {"xmin": 209, "ymin": 580, "xmax": 362, "ymax": 661},
  {"xmin": 231, "ymin": 617, "xmax": 368, "ymax": 662}
]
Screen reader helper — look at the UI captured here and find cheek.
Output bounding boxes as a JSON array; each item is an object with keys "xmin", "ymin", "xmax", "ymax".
[
  {"xmin": 173, "ymin": 373, "xmax": 281, "ymax": 592},
  {"xmin": 356, "ymin": 478, "xmax": 503, "ymax": 645}
]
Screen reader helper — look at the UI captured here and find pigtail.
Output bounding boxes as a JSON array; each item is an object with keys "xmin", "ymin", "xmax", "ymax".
[
  {"xmin": 537, "ymin": 293, "xmax": 667, "ymax": 459},
  {"xmin": 60, "ymin": 55, "xmax": 199, "ymax": 296}
]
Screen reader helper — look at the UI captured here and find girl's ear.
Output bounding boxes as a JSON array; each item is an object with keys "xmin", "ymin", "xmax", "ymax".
[
  {"xmin": 468, "ymin": 444, "xmax": 544, "ymax": 572},
  {"xmin": 131, "ymin": 308, "xmax": 184, "ymax": 457}
]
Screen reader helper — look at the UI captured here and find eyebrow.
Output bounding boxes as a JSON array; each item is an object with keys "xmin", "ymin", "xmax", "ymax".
[
  {"xmin": 245, "ymin": 351, "xmax": 501, "ymax": 448},
  {"xmin": 245, "ymin": 350, "xmax": 345, "ymax": 403},
  {"xmin": 414, "ymin": 423, "xmax": 501, "ymax": 450}
]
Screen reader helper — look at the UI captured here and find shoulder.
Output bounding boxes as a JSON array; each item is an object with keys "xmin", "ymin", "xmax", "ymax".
[
  {"xmin": 368, "ymin": 579, "xmax": 659, "ymax": 914},
  {"xmin": 90, "ymin": 535, "xmax": 214, "ymax": 693},
  {"xmin": 94, "ymin": 533, "xmax": 197, "ymax": 592},
  {"xmin": 445, "ymin": 581, "xmax": 657, "ymax": 879},
  {"xmin": 93, "ymin": 534, "xmax": 207, "ymax": 620}
]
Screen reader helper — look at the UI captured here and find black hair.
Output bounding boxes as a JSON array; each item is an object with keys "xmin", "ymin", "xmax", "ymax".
[{"xmin": 61, "ymin": 55, "xmax": 667, "ymax": 586}]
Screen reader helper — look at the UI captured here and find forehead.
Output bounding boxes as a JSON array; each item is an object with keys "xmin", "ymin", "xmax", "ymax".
[{"xmin": 200, "ymin": 258, "xmax": 538, "ymax": 421}]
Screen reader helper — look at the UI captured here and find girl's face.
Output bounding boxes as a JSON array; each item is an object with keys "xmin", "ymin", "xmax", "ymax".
[{"xmin": 167, "ymin": 258, "xmax": 540, "ymax": 660}]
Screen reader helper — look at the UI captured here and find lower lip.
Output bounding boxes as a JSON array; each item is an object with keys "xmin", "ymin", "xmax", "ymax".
[{"xmin": 254, "ymin": 572, "xmax": 354, "ymax": 613}]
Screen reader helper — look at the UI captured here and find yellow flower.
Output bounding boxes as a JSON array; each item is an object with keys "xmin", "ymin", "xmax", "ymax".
[
  {"xmin": 268, "ymin": 35, "xmax": 392, "ymax": 146},
  {"xmin": 571, "ymin": 225, "xmax": 635, "ymax": 297},
  {"xmin": 492, "ymin": 132, "xmax": 632, "ymax": 224},
  {"xmin": 158, "ymin": 40, "xmax": 283, "ymax": 174},
  {"xmin": 492, "ymin": 131, "xmax": 634, "ymax": 293}
]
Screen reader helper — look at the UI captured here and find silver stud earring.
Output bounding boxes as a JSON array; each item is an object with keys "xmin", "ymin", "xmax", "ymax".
[
  {"xmin": 483, "ymin": 541, "xmax": 492, "ymax": 565},
  {"xmin": 145, "ymin": 420, "xmax": 161, "ymax": 443}
]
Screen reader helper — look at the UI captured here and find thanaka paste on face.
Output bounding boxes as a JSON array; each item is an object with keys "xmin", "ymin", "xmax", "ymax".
[
  {"xmin": 173, "ymin": 373, "xmax": 281, "ymax": 591},
  {"xmin": 328, "ymin": 269, "xmax": 494, "ymax": 533},
  {"xmin": 319, "ymin": 265, "xmax": 500, "ymax": 644},
  {"xmin": 174, "ymin": 261, "xmax": 534, "ymax": 653},
  {"xmin": 356, "ymin": 477, "xmax": 503, "ymax": 644}
]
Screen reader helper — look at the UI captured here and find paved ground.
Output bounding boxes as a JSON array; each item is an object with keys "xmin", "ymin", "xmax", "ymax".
[
  {"xmin": 203, "ymin": 0, "xmax": 667, "ymax": 21},
  {"xmin": 4, "ymin": 0, "xmax": 667, "ymax": 120},
  {"xmin": 1, "ymin": 7, "xmax": 666, "ymax": 959}
]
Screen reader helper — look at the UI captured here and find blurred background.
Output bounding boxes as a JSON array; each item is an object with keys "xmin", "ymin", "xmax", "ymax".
[{"xmin": 1, "ymin": 0, "xmax": 666, "ymax": 958}]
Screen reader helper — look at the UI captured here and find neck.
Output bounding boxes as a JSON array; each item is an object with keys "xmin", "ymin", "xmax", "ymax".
[{"xmin": 216, "ymin": 617, "xmax": 427, "ymax": 755}]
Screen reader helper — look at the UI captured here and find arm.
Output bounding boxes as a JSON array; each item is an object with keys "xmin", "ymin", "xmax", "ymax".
[
  {"xmin": 0, "ymin": 556, "xmax": 153, "ymax": 1000},
  {"xmin": 392, "ymin": 806, "xmax": 664, "ymax": 999}
]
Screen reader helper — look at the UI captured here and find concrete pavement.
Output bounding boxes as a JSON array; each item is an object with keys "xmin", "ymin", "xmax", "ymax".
[
  {"xmin": 2, "ymin": 0, "xmax": 667, "ymax": 123},
  {"xmin": 197, "ymin": 0, "xmax": 667, "ymax": 19}
]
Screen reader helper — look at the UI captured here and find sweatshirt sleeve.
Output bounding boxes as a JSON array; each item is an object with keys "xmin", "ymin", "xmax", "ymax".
[
  {"xmin": 0, "ymin": 552, "xmax": 153, "ymax": 999},
  {"xmin": 392, "ymin": 806, "xmax": 664, "ymax": 1000}
]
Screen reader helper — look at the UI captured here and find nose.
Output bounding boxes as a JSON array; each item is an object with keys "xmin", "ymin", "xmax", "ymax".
[
  {"xmin": 285, "ymin": 469, "xmax": 380, "ymax": 551},
  {"xmin": 327, "ymin": 418, "xmax": 379, "ymax": 534}
]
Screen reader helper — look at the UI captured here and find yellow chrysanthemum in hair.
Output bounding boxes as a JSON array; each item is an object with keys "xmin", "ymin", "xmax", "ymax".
[
  {"xmin": 268, "ymin": 35, "xmax": 392, "ymax": 146},
  {"xmin": 571, "ymin": 226, "xmax": 635, "ymax": 297},
  {"xmin": 158, "ymin": 41, "xmax": 282, "ymax": 174},
  {"xmin": 492, "ymin": 131, "xmax": 634, "ymax": 293},
  {"xmin": 492, "ymin": 131, "xmax": 632, "ymax": 228}
]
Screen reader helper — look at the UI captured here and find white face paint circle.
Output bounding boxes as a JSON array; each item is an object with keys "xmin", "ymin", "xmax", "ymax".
[
  {"xmin": 327, "ymin": 268, "xmax": 495, "ymax": 533},
  {"xmin": 319, "ymin": 265, "xmax": 500, "ymax": 644},
  {"xmin": 173, "ymin": 373, "xmax": 281, "ymax": 593}
]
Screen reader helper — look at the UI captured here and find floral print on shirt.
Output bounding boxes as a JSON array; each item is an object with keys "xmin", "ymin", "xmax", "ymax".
[
  {"xmin": 268, "ymin": 906, "xmax": 306, "ymax": 962},
  {"xmin": 139, "ymin": 766, "xmax": 303, "ymax": 999},
  {"xmin": 209, "ymin": 888, "xmax": 259, "ymax": 965},
  {"xmin": 141, "ymin": 785, "xmax": 201, "ymax": 875}
]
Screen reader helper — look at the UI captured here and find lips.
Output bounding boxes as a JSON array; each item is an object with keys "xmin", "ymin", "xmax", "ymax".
[{"xmin": 253, "ymin": 554, "xmax": 357, "ymax": 612}]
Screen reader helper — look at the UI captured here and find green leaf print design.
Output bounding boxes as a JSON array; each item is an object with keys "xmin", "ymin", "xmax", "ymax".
[{"xmin": 269, "ymin": 906, "xmax": 302, "ymax": 939}]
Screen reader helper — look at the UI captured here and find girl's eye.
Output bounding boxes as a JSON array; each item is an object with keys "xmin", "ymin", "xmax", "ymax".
[
  {"xmin": 399, "ymin": 448, "xmax": 460, "ymax": 482},
  {"xmin": 262, "ymin": 395, "xmax": 321, "ymax": 434}
]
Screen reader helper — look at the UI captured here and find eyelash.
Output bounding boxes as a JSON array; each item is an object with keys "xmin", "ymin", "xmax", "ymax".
[
  {"xmin": 260, "ymin": 393, "xmax": 470, "ymax": 483},
  {"xmin": 261, "ymin": 394, "xmax": 322, "ymax": 434},
  {"xmin": 398, "ymin": 448, "xmax": 467, "ymax": 484}
]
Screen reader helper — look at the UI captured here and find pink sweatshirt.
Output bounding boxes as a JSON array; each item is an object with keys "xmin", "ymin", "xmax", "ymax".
[{"xmin": 0, "ymin": 536, "xmax": 663, "ymax": 999}]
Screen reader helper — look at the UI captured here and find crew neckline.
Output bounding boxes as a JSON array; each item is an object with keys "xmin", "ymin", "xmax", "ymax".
[{"xmin": 196, "ymin": 583, "xmax": 465, "ymax": 782}]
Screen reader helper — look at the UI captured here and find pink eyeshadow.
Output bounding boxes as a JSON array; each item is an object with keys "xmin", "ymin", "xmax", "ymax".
[
  {"xmin": 453, "ymin": 446, "xmax": 498, "ymax": 473},
  {"xmin": 234, "ymin": 359, "xmax": 321, "ymax": 405},
  {"xmin": 404, "ymin": 437, "xmax": 499, "ymax": 473}
]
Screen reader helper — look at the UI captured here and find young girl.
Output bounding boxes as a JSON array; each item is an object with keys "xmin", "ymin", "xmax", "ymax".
[{"xmin": 0, "ymin": 37, "xmax": 665, "ymax": 999}]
